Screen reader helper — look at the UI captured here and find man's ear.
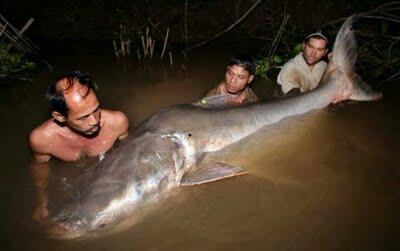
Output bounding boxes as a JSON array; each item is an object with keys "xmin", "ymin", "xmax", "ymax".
[
  {"xmin": 302, "ymin": 42, "xmax": 306, "ymax": 50},
  {"xmin": 247, "ymin": 75, "xmax": 254, "ymax": 84},
  {"xmin": 51, "ymin": 111, "xmax": 66, "ymax": 123},
  {"xmin": 323, "ymin": 48, "xmax": 329, "ymax": 57}
]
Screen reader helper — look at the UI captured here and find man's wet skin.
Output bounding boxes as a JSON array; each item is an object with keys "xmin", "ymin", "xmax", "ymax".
[{"xmin": 29, "ymin": 72, "xmax": 129, "ymax": 222}]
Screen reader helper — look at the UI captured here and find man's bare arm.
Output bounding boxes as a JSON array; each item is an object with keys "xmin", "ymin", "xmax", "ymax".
[
  {"xmin": 29, "ymin": 128, "xmax": 53, "ymax": 222},
  {"xmin": 246, "ymin": 88, "xmax": 259, "ymax": 103},
  {"xmin": 30, "ymin": 159, "xmax": 51, "ymax": 222},
  {"xmin": 204, "ymin": 86, "xmax": 218, "ymax": 98}
]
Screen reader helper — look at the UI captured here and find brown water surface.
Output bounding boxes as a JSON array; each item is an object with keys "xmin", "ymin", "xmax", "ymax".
[{"xmin": 0, "ymin": 48, "xmax": 399, "ymax": 250}]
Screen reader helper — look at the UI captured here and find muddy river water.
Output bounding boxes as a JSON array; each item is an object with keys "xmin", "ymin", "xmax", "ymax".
[{"xmin": 0, "ymin": 48, "xmax": 399, "ymax": 250}]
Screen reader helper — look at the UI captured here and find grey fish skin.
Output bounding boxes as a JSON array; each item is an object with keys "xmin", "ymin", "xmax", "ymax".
[
  {"xmin": 45, "ymin": 16, "xmax": 381, "ymax": 240},
  {"xmin": 47, "ymin": 132, "xmax": 188, "ymax": 240}
]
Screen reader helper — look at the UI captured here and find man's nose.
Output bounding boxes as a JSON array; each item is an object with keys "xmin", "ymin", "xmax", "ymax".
[
  {"xmin": 88, "ymin": 114, "xmax": 99, "ymax": 125},
  {"xmin": 229, "ymin": 76, "xmax": 237, "ymax": 84},
  {"xmin": 310, "ymin": 49, "xmax": 318, "ymax": 57}
]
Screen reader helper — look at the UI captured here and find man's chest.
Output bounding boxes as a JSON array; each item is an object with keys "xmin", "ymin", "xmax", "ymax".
[{"xmin": 51, "ymin": 133, "xmax": 117, "ymax": 161}]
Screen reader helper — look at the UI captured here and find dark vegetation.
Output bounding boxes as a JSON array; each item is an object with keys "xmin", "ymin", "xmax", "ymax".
[
  {"xmin": 1, "ymin": 0, "xmax": 398, "ymax": 83},
  {"xmin": 0, "ymin": 15, "xmax": 38, "ymax": 81},
  {"xmin": 0, "ymin": 42, "xmax": 36, "ymax": 81}
]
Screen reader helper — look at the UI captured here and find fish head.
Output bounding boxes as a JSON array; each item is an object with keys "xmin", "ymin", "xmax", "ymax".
[{"xmin": 44, "ymin": 132, "xmax": 189, "ymax": 240}]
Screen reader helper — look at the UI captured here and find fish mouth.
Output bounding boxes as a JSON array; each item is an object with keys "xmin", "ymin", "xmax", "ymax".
[
  {"xmin": 42, "ymin": 217, "xmax": 92, "ymax": 240},
  {"xmin": 45, "ymin": 224, "xmax": 82, "ymax": 240},
  {"xmin": 43, "ymin": 213, "xmax": 122, "ymax": 240}
]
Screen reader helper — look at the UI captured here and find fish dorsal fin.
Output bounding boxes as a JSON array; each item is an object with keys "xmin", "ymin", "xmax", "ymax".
[{"xmin": 180, "ymin": 162, "xmax": 246, "ymax": 186}]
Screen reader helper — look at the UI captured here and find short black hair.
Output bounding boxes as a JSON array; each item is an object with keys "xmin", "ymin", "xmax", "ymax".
[
  {"xmin": 226, "ymin": 56, "xmax": 255, "ymax": 75},
  {"xmin": 46, "ymin": 71, "xmax": 99, "ymax": 117}
]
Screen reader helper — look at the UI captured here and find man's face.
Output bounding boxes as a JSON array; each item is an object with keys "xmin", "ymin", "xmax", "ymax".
[
  {"xmin": 224, "ymin": 65, "xmax": 254, "ymax": 94},
  {"xmin": 303, "ymin": 37, "xmax": 328, "ymax": 66},
  {"xmin": 63, "ymin": 85, "xmax": 101, "ymax": 136}
]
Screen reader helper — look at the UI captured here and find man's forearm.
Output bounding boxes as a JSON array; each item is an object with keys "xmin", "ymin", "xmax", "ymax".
[{"xmin": 30, "ymin": 161, "xmax": 50, "ymax": 221}]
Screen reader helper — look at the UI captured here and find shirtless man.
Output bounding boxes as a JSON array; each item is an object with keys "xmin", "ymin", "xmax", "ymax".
[
  {"xmin": 29, "ymin": 71, "xmax": 129, "ymax": 221},
  {"xmin": 277, "ymin": 32, "xmax": 329, "ymax": 96},
  {"xmin": 202, "ymin": 57, "xmax": 259, "ymax": 106}
]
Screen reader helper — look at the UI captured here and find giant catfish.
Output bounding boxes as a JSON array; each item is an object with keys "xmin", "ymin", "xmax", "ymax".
[{"xmin": 45, "ymin": 16, "xmax": 382, "ymax": 240}]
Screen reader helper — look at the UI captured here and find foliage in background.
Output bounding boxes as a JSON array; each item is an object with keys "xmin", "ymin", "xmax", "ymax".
[
  {"xmin": 356, "ymin": 21, "xmax": 400, "ymax": 82},
  {"xmin": 0, "ymin": 42, "xmax": 36, "ymax": 81},
  {"xmin": 255, "ymin": 43, "xmax": 302, "ymax": 81}
]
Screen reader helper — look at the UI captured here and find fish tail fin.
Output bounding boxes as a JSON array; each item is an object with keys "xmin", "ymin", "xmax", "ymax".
[{"xmin": 325, "ymin": 15, "xmax": 382, "ymax": 101}]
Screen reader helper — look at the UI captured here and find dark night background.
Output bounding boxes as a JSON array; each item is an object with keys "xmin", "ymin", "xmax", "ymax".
[
  {"xmin": 0, "ymin": 0, "xmax": 397, "ymax": 86},
  {"xmin": 1, "ymin": 0, "xmax": 398, "ymax": 84},
  {"xmin": 0, "ymin": 0, "xmax": 393, "ymax": 46}
]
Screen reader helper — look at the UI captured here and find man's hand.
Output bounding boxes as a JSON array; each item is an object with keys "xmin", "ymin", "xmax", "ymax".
[
  {"xmin": 32, "ymin": 199, "xmax": 49, "ymax": 222},
  {"xmin": 285, "ymin": 88, "xmax": 301, "ymax": 98}
]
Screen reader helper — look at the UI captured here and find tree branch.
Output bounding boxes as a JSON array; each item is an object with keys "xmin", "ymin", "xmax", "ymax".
[{"xmin": 188, "ymin": 0, "xmax": 262, "ymax": 50}]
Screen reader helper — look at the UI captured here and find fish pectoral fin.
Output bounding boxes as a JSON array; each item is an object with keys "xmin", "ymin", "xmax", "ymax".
[{"xmin": 180, "ymin": 162, "xmax": 246, "ymax": 186}]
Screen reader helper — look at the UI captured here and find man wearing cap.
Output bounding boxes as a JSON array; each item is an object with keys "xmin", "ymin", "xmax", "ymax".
[{"xmin": 277, "ymin": 32, "xmax": 329, "ymax": 96}]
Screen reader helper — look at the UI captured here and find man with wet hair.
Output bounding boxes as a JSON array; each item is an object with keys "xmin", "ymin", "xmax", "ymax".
[
  {"xmin": 202, "ymin": 56, "xmax": 259, "ymax": 106},
  {"xmin": 29, "ymin": 71, "xmax": 129, "ymax": 221},
  {"xmin": 277, "ymin": 32, "xmax": 329, "ymax": 96}
]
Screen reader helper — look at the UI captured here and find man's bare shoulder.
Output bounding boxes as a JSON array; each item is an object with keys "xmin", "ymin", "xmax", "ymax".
[
  {"xmin": 204, "ymin": 86, "xmax": 218, "ymax": 97},
  {"xmin": 245, "ymin": 87, "xmax": 259, "ymax": 102},
  {"xmin": 29, "ymin": 120, "xmax": 59, "ymax": 154},
  {"xmin": 101, "ymin": 109, "xmax": 129, "ymax": 138},
  {"xmin": 102, "ymin": 109, "xmax": 129, "ymax": 126}
]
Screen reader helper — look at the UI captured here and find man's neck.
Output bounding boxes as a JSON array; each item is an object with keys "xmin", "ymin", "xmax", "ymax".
[
  {"xmin": 220, "ymin": 83, "xmax": 246, "ymax": 96},
  {"xmin": 300, "ymin": 54, "xmax": 316, "ymax": 71},
  {"xmin": 53, "ymin": 121, "xmax": 100, "ymax": 140}
]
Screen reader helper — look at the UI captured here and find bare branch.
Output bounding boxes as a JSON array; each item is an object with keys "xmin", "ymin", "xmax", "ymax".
[
  {"xmin": 361, "ymin": 15, "xmax": 400, "ymax": 23},
  {"xmin": 189, "ymin": 0, "xmax": 262, "ymax": 50},
  {"xmin": 160, "ymin": 27, "xmax": 170, "ymax": 60},
  {"xmin": 268, "ymin": 1, "xmax": 289, "ymax": 59}
]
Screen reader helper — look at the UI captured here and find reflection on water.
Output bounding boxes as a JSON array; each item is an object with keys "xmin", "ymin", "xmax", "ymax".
[{"xmin": 0, "ymin": 48, "xmax": 399, "ymax": 250}]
